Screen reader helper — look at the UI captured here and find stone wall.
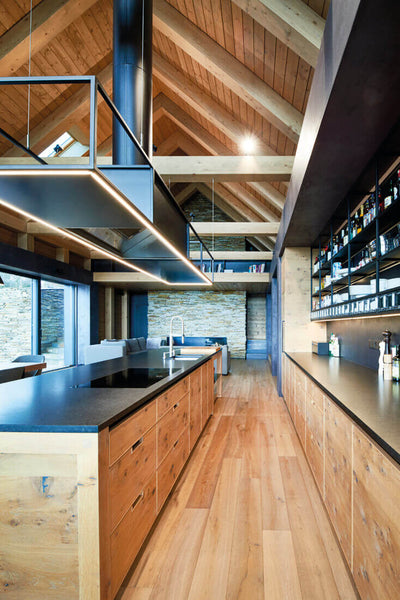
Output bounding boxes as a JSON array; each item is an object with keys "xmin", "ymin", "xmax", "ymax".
[
  {"xmin": 0, "ymin": 287, "xmax": 32, "ymax": 361},
  {"xmin": 183, "ymin": 192, "xmax": 246, "ymax": 252},
  {"xmin": 247, "ymin": 294, "xmax": 266, "ymax": 340},
  {"xmin": 147, "ymin": 290, "xmax": 247, "ymax": 358},
  {"xmin": 0, "ymin": 286, "xmax": 64, "ymax": 361}
]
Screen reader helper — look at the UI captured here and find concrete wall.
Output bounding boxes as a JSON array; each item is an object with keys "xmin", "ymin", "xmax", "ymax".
[
  {"xmin": 281, "ymin": 248, "xmax": 326, "ymax": 352},
  {"xmin": 147, "ymin": 290, "xmax": 247, "ymax": 358}
]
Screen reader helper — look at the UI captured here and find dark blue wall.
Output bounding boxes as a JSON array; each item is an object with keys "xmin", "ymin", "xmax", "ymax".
[
  {"xmin": 130, "ymin": 293, "xmax": 148, "ymax": 338},
  {"xmin": 327, "ymin": 315, "xmax": 400, "ymax": 370}
]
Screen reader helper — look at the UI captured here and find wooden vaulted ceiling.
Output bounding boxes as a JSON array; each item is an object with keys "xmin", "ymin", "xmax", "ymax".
[{"xmin": 0, "ymin": 0, "xmax": 330, "ymax": 254}]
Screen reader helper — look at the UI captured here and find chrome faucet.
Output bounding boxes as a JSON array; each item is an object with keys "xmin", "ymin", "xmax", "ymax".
[{"xmin": 164, "ymin": 315, "xmax": 185, "ymax": 359}]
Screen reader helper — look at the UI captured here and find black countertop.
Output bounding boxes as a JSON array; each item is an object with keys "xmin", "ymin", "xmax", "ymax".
[
  {"xmin": 0, "ymin": 349, "xmax": 217, "ymax": 433},
  {"xmin": 286, "ymin": 352, "xmax": 400, "ymax": 464}
]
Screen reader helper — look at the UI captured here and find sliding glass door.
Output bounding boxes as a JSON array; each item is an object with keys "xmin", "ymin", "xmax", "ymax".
[{"xmin": 40, "ymin": 280, "xmax": 76, "ymax": 370}]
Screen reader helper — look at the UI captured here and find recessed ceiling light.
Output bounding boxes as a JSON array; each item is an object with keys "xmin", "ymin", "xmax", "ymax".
[{"xmin": 240, "ymin": 135, "xmax": 257, "ymax": 155}]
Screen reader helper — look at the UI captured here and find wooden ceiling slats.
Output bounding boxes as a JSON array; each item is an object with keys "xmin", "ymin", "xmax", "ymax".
[{"xmin": 231, "ymin": 2, "xmax": 244, "ymax": 63}]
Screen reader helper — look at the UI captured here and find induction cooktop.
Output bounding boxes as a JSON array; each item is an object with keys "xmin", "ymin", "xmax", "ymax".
[{"xmin": 75, "ymin": 367, "xmax": 180, "ymax": 389}]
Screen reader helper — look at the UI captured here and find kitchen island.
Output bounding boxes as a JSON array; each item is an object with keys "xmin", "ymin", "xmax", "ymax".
[{"xmin": 0, "ymin": 348, "xmax": 222, "ymax": 599}]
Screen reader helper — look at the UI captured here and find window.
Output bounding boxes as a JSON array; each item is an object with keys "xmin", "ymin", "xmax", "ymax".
[{"xmin": 0, "ymin": 270, "xmax": 77, "ymax": 370}]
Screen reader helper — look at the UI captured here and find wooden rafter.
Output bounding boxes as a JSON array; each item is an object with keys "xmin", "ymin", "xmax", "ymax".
[
  {"xmin": 152, "ymin": 155, "xmax": 293, "ymax": 182},
  {"xmin": 190, "ymin": 250, "xmax": 273, "ymax": 260},
  {"xmin": 153, "ymin": 53, "xmax": 277, "ymax": 154},
  {"xmin": 153, "ymin": 0, "xmax": 303, "ymax": 143},
  {"xmin": 231, "ymin": 0, "xmax": 325, "ymax": 68},
  {"xmin": 154, "ymin": 93, "xmax": 286, "ymax": 212},
  {"xmin": 0, "ymin": 0, "xmax": 99, "ymax": 76}
]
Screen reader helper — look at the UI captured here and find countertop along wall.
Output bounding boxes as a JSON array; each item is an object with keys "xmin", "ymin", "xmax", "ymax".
[{"xmin": 147, "ymin": 290, "xmax": 246, "ymax": 358}]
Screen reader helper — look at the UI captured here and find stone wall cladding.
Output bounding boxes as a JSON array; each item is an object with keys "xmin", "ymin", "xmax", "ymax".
[
  {"xmin": 147, "ymin": 290, "xmax": 247, "ymax": 358},
  {"xmin": 0, "ymin": 288, "xmax": 32, "ymax": 361},
  {"xmin": 183, "ymin": 192, "xmax": 246, "ymax": 252},
  {"xmin": 0, "ymin": 287, "xmax": 64, "ymax": 361}
]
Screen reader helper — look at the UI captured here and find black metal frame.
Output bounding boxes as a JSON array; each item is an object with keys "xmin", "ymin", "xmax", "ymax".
[{"xmin": 0, "ymin": 76, "xmax": 214, "ymax": 278}]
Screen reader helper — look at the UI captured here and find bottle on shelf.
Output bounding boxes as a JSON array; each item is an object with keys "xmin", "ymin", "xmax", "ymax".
[
  {"xmin": 382, "ymin": 330, "xmax": 393, "ymax": 380},
  {"xmin": 392, "ymin": 345, "xmax": 400, "ymax": 382},
  {"xmin": 384, "ymin": 180, "xmax": 394, "ymax": 209}
]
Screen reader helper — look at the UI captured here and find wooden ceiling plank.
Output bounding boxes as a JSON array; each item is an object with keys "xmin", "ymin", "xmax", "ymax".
[
  {"xmin": 153, "ymin": 154, "xmax": 293, "ymax": 182},
  {"xmin": 0, "ymin": 0, "xmax": 99, "ymax": 76},
  {"xmin": 153, "ymin": 0, "xmax": 303, "ymax": 143},
  {"xmin": 5, "ymin": 61, "xmax": 112, "ymax": 157},
  {"xmin": 153, "ymin": 52, "xmax": 278, "ymax": 155},
  {"xmin": 231, "ymin": 0, "xmax": 324, "ymax": 68}
]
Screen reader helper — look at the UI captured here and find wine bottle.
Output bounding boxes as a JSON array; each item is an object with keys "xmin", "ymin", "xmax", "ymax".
[{"xmin": 393, "ymin": 345, "xmax": 400, "ymax": 381}]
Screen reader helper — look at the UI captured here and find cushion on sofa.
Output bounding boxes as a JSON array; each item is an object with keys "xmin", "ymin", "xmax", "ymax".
[
  {"xmin": 126, "ymin": 338, "xmax": 140, "ymax": 353},
  {"xmin": 137, "ymin": 337, "xmax": 146, "ymax": 350}
]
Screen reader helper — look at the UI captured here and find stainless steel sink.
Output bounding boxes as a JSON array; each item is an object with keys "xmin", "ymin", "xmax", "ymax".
[{"xmin": 172, "ymin": 354, "xmax": 203, "ymax": 361}]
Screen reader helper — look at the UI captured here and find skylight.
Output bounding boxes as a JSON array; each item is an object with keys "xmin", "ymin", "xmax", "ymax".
[{"xmin": 39, "ymin": 132, "xmax": 73, "ymax": 158}]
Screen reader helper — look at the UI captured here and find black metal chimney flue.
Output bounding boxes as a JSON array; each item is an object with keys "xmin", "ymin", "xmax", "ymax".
[{"xmin": 113, "ymin": 0, "xmax": 153, "ymax": 165}]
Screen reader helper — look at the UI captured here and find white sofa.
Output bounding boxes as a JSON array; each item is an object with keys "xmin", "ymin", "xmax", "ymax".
[{"xmin": 83, "ymin": 343, "xmax": 126, "ymax": 365}]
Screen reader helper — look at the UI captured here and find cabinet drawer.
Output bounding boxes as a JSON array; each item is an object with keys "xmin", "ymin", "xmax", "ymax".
[
  {"xmin": 109, "ymin": 401, "xmax": 156, "ymax": 465},
  {"xmin": 109, "ymin": 427, "xmax": 156, "ymax": 531},
  {"xmin": 157, "ymin": 393, "xmax": 189, "ymax": 467},
  {"xmin": 157, "ymin": 427, "xmax": 190, "ymax": 512},
  {"xmin": 157, "ymin": 376, "xmax": 189, "ymax": 420},
  {"xmin": 110, "ymin": 474, "xmax": 156, "ymax": 598},
  {"xmin": 190, "ymin": 369, "xmax": 202, "ymax": 451}
]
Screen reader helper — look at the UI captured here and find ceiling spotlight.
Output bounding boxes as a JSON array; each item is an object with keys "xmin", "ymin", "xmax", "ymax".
[{"xmin": 241, "ymin": 135, "xmax": 257, "ymax": 155}]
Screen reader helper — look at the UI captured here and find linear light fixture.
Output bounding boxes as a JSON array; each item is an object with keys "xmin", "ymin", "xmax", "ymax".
[
  {"xmin": 0, "ymin": 196, "xmax": 168, "ymax": 283},
  {"xmin": 0, "ymin": 168, "xmax": 212, "ymax": 286}
]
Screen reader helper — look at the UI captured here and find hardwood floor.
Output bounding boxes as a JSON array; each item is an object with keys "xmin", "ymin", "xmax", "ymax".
[{"xmin": 116, "ymin": 360, "xmax": 359, "ymax": 600}]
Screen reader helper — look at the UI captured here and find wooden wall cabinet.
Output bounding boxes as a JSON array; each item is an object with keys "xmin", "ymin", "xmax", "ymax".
[
  {"xmin": 282, "ymin": 354, "xmax": 400, "ymax": 599},
  {"xmin": 0, "ymin": 356, "xmax": 217, "ymax": 600}
]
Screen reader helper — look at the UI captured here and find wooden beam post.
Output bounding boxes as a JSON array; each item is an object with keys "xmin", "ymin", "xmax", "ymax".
[
  {"xmin": 152, "ymin": 155, "xmax": 293, "ymax": 182},
  {"xmin": 104, "ymin": 287, "xmax": 115, "ymax": 340}
]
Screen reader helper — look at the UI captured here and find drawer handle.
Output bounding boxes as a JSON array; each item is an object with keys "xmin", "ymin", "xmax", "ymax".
[
  {"xmin": 131, "ymin": 437, "xmax": 143, "ymax": 453},
  {"xmin": 173, "ymin": 439, "xmax": 179, "ymax": 448},
  {"xmin": 131, "ymin": 491, "xmax": 144, "ymax": 511},
  {"xmin": 173, "ymin": 403, "xmax": 179, "ymax": 410}
]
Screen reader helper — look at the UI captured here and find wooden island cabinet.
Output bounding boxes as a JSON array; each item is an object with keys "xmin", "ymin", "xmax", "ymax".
[
  {"xmin": 0, "ymin": 353, "xmax": 220, "ymax": 600},
  {"xmin": 282, "ymin": 353, "xmax": 400, "ymax": 599}
]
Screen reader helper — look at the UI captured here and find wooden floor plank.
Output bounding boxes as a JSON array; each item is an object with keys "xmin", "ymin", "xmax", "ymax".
[
  {"xmin": 262, "ymin": 530, "xmax": 302, "ymax": 600},
  {"xmin": 279, "ymin": 456, "xmax": 341, "ymax": 599},
  {"xmin": 188, "ymin": 458, "xmax": 242, "ymax": 600},
  {"xmin": 226, "ymin": 477, "xmax": 264, "ymax": 600},
  {"xmin": 148, "ymin": 509, "xmax": 209, "ymax": 600},
  {"xmin": 186, "ymin": 415, "xmax": 232, "ymax": 508}
]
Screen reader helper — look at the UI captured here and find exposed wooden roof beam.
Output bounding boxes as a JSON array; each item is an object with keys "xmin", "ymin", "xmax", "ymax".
[
  {"xmin": 154, "ymin": 93, "xmax": 286, "ymax": 212},
  {"xmin": 5, "ymin": 61, "xmax": 113, "ymax": 157},
  {"xmin": 93, "ymin": 271, "xmax": 269, "ymax": 285},
  {"xmin": 190, "ymin": 222, "xmax": 279, "ymax": 236},
  {"xmin": 154, "ymin": 54, "xmax": 277, "ymax": 156},
  {"xmin": 153, "ymin": 0, "xmax": 302, "ymax": 143},
  {"xmin": 0, "ymin": 0, "xmax": 99, "ymax": 76},
  {"xmin": 152, "ymin": 155, "xmax": 293, "ymax": 182},
  {"xmin": 231, "ymin": 0, "xmax": 325, "ymax": 68},
  {"xmin": 174, "ymin": 183, "xmax": 198, "ymax": 205},
  {"xmin": 190, "ymin": 250, "xmax": 273, "ymax": 260}
]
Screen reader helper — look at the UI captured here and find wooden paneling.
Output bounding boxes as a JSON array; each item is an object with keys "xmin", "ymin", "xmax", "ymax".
[
  {"xmin": 324, "ymin": 398, "xmax": 352, "ymax": 567},
  {"xmin": 353, "ymin": 429, "xmax": 400, "ymax": 600},
  {"xmin": 189, "ymin": 367, "xmax": 202, "ymax": 450},
  {"xmin": 294, "ymin": 366, "xmax": 306, "ymax": 448},
  {"xmin": 157, "ymin": 376, "xmax": 189, "ymax": 420}
]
